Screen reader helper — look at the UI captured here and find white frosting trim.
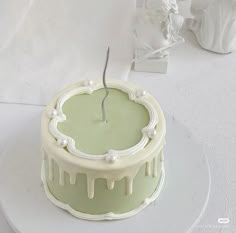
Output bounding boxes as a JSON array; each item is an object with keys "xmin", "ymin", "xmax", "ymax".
[
  {"xmin": 41, "ymin": 161, "xmax": 165, "ymax": 221},
  {"xmin": 42, "ymin": 79, "xmax": 166, "ymax": 201},
  {"xmin": 48, "ymin": 80, "xmax": 158, "ymax": 160},
  {"xmin": 43, "ymin": 148, "xmax": 163, "ymax": 199}
]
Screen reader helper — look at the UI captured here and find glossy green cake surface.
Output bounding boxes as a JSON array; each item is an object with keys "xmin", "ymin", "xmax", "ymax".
[
  {"xmin": 57, "ymin": 88, "xmax": 150, "ymax": 155},
  {"xmin": 45, "ymin": 152, "xmax": 162, "ymax": 214}
]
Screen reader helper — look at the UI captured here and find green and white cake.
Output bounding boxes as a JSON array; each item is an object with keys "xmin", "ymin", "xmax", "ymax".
[{"xmin": 41, "ymin": 79, "xmax": 166, "ymax": 220}]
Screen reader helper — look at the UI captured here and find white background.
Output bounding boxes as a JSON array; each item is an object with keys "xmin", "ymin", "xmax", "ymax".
[
  {"xmin": 0, "ymin": 0, "xmax": 135, "ymax": 105},
  {"xmin": 0, "ymin": 0, "xmax": 236, "ymax": 232},
  {"xmin": 1, "ymin": 31, "xmax": 236, "ymax": 233}
]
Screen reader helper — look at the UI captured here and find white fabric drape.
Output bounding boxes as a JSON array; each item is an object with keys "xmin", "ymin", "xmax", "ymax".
[{"xmin": 0, "ymin": 0, "xmax": 135, "ymax": 105}]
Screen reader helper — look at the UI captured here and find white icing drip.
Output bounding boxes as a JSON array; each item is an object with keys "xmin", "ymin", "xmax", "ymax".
[
  {"xmin": 48, "ymin": 80, "xmax": 158, "ymax": 160},
  {"xmin": 107, "ymin": 180, "xmax": 115, "ymax": 190},
  {"xmin": 87, "ymin": 176, "xmax": 95, "ymax": 199},
  {"xmin": 48, "ymin": 158, "xmax": 53, "ymax": 181},
  {"xmin": 59, "ymin": 168, "xmax": 65, "ymax": 186},
  {"xmin": 126, "ymin": 177, "xmax": 133, "ymax": 195},
  {"xmin": 145, "ymin": 161, "xmax": 151, "ymax": 176},
  {"xmin": 41, "ymin": 161, "xmax": 165, "ymax": 221},
  {"xmin": 42, "ymin": 144, "xmax": 165, "ymax": 199},
  {"xmin": 153, "ymin": 156, "xmax": 158, "ymax": 177},
  {"xmin": 143, "ymin": 198, "xmax": 150, "ymax": 205},
  {"xmin": 160, "ymin": 150, "xmax": 164, "ymax": 162},
  {"xmin": 42, "ymin": 149, "xmax": 46, "ymax": 161},
  {"xmin": 69, "ymin": 172, "xmax": 77, "ymax": 185}
]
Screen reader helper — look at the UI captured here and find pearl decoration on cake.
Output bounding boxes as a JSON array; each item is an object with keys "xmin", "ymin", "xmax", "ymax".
[
  {"xmin": 142, "ymin": 128, "xmax": 157, "ymax": 139},
  {"xmin": 147, "ymin": 128, "xmax": 157, "ymax": 139},
  {"xmin": 135, "ymin": 89, "xmax": 146, "ymax": 98},
  {"xmin": 143, "ymin": 198, "xmax": 150, "ymax": 205},
  {"xmin": 105, "ymin": 151, "xmax": 118, "ymax": 164},
  {"xmin": 57, "ymin": 138, "xmax": 68, "ymax": 148},
  {"xmin": 48, "ymin": 108, "xmax": 58, "ymax": 119},
  {"xmin": 83, "ymin": 80, "xmax": 94, "ymax": 87}
]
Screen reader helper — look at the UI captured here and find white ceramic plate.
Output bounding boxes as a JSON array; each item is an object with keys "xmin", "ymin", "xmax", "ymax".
[{"xmin": 0, "ymin": 113, "xmax": 211, "ymax": 233}]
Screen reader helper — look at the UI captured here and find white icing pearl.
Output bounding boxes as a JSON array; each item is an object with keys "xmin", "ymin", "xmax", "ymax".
[
  {"xmin": 136, "ymin": 89, "xmax": 146, "ymax": 98},
  {"xmin": 105, "ymin": 151, "xmax": 117, "ymax": 164},
  {"xmin": 57, "ymin": 138, "xmax": 68, "ymax": 148},
  {"xmin": 143, "ymin": 128, "xmax": 157, "ymax": 139},
  {"xmin": 147, "ymin": 129, "xmax": 157, "ymax": 139},
  {"xmin": 143, "ymin": 198, "xmax": 150, "ymax": 205},
  {"xmin": 83, "ymin": 80, "xmax": 94, "ymax": 86},
  {"xmin": 48, "ymin": 109, "xmax": 58, "ymax": 118}
]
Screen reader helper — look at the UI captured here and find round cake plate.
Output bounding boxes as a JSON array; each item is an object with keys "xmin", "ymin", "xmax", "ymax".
[{"xmin": 0, "ymin": 114, "xmax": 211, "ymax": 233}]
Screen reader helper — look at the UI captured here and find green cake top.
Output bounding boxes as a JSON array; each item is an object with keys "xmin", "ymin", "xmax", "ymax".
[
  {"xmin": 57, "ymin": 88, "xmax": 150, "ymax": 155},
  {"xmin": 48, "ymin": 80, "xmax": 159, "ymax": 162}
]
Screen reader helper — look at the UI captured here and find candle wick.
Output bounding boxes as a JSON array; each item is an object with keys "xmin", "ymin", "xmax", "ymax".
[{"xmin": 101, "ymin": 47, "xmax": 110, "ymax": 123}]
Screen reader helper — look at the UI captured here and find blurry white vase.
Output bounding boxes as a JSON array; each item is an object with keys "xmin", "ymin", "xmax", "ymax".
[{"xmin": 186, "ymin": 0, "xmax": 236, "ymax": 54}]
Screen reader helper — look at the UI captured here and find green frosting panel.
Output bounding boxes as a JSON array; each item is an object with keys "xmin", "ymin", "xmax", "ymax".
[
  {"xmin": 45, "ymin": 154, "xmax": 162, "ymax": 215},
  {"xmin": 57, "ymin": 88, "xmax": 150, "ymax": 155}
]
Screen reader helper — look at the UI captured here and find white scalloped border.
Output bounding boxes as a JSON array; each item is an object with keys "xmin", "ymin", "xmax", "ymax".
[
  {"xmin": 48, "ymin": 80, "xmax": 158, "ymax": 160},
  {"xmin": 41, "ymin": 160, "xmax": 165, "ymax": 221}
]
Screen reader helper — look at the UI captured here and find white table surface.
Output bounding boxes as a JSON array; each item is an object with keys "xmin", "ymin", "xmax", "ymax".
[{"xmin": 0, "ymin": 31, "xmax": 236, "ymax": 233}]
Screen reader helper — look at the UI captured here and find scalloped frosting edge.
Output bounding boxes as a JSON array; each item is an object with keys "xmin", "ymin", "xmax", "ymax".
[{"xmin": 48, "ymin": 80, "xmax": 159, "ymax": 160}]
